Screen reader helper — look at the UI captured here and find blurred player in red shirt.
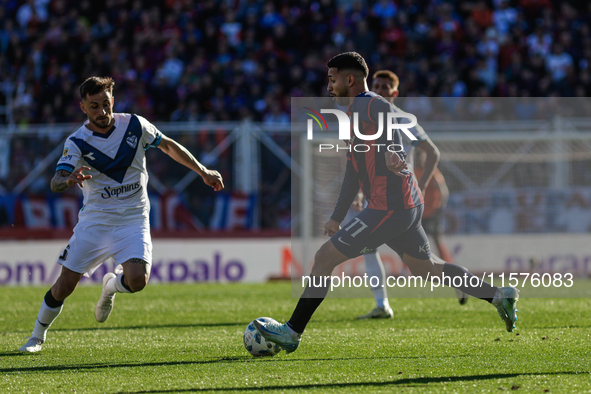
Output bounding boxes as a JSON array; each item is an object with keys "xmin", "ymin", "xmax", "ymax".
[{"xmin": 414, "ymin": 151, "xmax": 455, "ymax": 266}]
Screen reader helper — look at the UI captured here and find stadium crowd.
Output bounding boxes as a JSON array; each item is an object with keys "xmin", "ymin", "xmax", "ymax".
[{"xmin": 0, "ymin": 0, "xmax": 589, "ymax": 126}]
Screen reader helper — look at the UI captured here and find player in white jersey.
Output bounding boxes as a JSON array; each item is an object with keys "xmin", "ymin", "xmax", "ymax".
[
  {"xmin": 356, "ymin": 70, "xmax": 465, "ymax": 319},
  {"xmin": 19, "ymin": 77, "xmax": 224, "ymax": 353}
]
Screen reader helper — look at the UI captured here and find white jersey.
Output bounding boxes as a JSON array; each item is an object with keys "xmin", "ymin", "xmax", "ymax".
[
  {"xmin": 56, "ymin": 113, "xmax": 162, "ymax": 225},
  {"xmin": 392, "ymin": 102, "xmax": 428, "ymax": 169}
]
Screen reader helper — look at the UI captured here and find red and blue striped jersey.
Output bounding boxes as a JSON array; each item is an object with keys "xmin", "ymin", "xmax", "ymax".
[{"xmin": 330, "ymin": 91, "xmax": 424, "ymax": 223}]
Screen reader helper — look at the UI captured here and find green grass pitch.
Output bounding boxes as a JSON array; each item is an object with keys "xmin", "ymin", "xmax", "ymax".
[{"xmin": 1, "ymin": 282, "xmax": 590, "ymax": 393}]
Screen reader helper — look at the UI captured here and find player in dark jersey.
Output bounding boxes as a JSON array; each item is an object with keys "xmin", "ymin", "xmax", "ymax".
[
  {"xmin": 356, "ymin": 70, "xmax": 467, "ymax": 318},
  {"xmin": 254, "ymin": 52, "xmax": 519, "ymax": 354}
]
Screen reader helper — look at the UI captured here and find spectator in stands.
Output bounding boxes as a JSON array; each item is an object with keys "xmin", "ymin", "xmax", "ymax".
[
  {"xmin": 371, "ymin": 0, "xmax": 397, "ymax": 24},
  {"xmin": 545, "ymin": 43, "xmax": 574, "ymax": 83},
  {"xmin": 492, "ymin": 0, "xmax": 518, "ymax": 41}
]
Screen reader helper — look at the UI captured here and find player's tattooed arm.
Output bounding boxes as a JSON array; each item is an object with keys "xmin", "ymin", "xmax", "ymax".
[
  {"xmin": 51, "ymin": 170, "xmax": 73, "ymax": 192},
  {"xmin": 51, "ymin": 166, "xmax": 92, "ymax": 193}
]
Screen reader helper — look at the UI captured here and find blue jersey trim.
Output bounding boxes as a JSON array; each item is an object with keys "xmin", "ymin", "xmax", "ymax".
[
  {"xmin": 70, "ymin": 115, "xmax": 142, "ymax": 184},
  {"xmin": 91, "ymin": 124, "xmax": 116, "ymax": 139},
  {"xmin": 56, "ymin": 163, "xmax": 75, "ymax": 173},
  {"xmin": 144, "ymin": 132, "xmax": 162, "ymax": 151}
]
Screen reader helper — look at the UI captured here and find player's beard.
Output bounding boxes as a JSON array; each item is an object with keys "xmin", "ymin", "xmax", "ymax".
[
  {"xmin": 332, "ymin": 86, "xmax": 351, "ymax": 106},
  {"xmin": 90, "ymin": 115, "xmax": 114, "ymax": 130}
]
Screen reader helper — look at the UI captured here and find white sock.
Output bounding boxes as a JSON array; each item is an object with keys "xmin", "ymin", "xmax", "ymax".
[
  {"xmin": 105, "ymin": 274, "xmax": 132, "ymax": 294},
  {"xmin": 492, "ymin": 288, "xmax": 502, "ymax": 306},
  {"xmin": 286, "ymin": 324, "xmax": 300, "ymax": 338},
  {"xmin": 365, "ymin": 252, "xmax": 389, "ymax": 309},
  {"xmin": 32, "ymin": 300, "xmax": 63, "ymax": 342}
]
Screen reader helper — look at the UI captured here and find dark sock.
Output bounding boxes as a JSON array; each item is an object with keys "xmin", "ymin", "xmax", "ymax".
[
  {"xmin": 120, "ymin": 274, "xmax": 134, "ymax": 293},
  {"xmin": 442, "ymin": 263, "xmax": 497, "ymax": 303},
  {"xmin": 44, "ymin": 289, "xmax": 64, "ymax": 308},
  {"xmin": 287, "ymin": 276, "xmax": 329, "ymax": 334}
]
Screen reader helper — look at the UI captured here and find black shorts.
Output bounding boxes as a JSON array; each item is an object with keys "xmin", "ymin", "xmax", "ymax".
[{"xmin": 331, "ymin": 205, "xmax": 431, "ymax": 260}]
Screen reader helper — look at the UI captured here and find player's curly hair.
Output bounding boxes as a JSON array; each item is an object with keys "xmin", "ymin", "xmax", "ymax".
[
  {"xmin": 79, "ymin": 76, "xmax": 115, "ymax": 100},
  {"xmin": 326, "ymin": 52, "xmax": 369, "ymax": 79}
]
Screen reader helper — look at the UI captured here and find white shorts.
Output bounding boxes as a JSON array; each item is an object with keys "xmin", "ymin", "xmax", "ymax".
[{"xmin": 57, "ymin": 219, "xmax": 152, "ymax": 277}]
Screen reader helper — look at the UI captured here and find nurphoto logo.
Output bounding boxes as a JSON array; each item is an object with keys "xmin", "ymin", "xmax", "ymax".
[{"xmin": 304, "ymin": 107, "xmax": 419, "ymax": 142}]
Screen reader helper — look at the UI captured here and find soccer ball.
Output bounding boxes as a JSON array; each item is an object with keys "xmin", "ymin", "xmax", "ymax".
[{"xmin": 243, "ymin": 317, "xmax": 281, "ymax": 357}]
